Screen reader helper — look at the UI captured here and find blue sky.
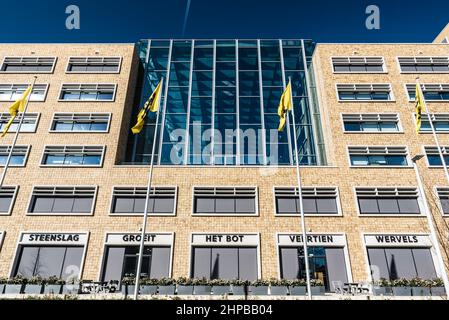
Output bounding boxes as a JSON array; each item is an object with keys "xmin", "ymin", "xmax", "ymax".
[{"xmin": 0, "ymin": 0, "xmax": 447, "ymax": 43}]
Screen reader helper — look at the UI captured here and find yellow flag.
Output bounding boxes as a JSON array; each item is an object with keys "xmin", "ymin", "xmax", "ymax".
[
  {"xmin": 278, "ymin": 80, "xmax": 293, "ymax": 131},
  {"xmin": 131, "ymin": 80, "xmax": 163, "ymax": 135},
  {"xmin": 415, "ymin": 83, "xmax": 424, "ymax": 133},
  {"xmin": 1, "ymin": 85, "xmax": 33, "ymax": 137}
]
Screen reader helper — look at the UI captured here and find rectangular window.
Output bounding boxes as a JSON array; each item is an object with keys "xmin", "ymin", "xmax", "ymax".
[
  {"xmin": 356, "ymin": 187, "xmax": 421, "ymax": 215},
  {"xmin": 0, "ymin": 113, "xmax": 39, "ymax": 133},
  {"xmin": 420, "ymin": 114, "xmax": 449, "ymax": 132},
  {"xmin": 398, "ymin": 57, "xmax": 449, "ymax": 73},
  {"xmin": 66, "ymin": 57, "xmax": 121, "ymax": 73},
  {"xmin": 14, "ymin": 246, "xmax": 84, "ymax": 279},
  {"xmin": 0, "ymin": 84, "xmax": 48, "ymax": 102},
  {"xmin": 367, "ymin": 248, "xmax": 437, "ymax": 280},
  {"xmin": 0, "ymin": 186, "xmax": 18, "ymax": 214},
  {"xmin": 274, "ymin": 187, "xmax": 339, "ymax": 215},
  {"xmin": 193, "ymin": 187, "xmax": 257, "ymax": 215},
  {"xmin": 59, "ymin": 84, "xmax": 116, "ymax": 101},
  {"xmin": 342, "ymin": 114, "xmax": 400, "ymax": 133},
  {"xmin": 332, "ymin": 57, "xmax": 385, "ymax": 73},
  {"xmin": 1, "ymin": 57, "xmax": 56, "ymax": 73},
  {"xmin": 50, "ymin": 113, "xmax": 110, "ymax": 132},
  {"xmin": 437, "ymin": 187, "xmax": 449, "ymax": 215},
  {"xmin": 337, "ymin": 84, "xmax": 392, "ymax": 101},
  {"xmin": 425, "ymin": 146, "xmax": 449, "ymax": 166},
  {"xmin": 191, "ymin": 247, "xmax": 258, "ymax": 280},
  {"xmin": 41, "ymin": 146, "xmax": 105, "ymax": 167},
  {"xmin": 110, "ymin": 186, "xmax": 176, "ymax": 215},
  {"xmin": 28, "ymin": 186, "xmax": 96, "ymax": 215},
  {"xmin": 406, "ymin": 84, "xmax": 449, "ymax": 101},
  {"xmin": 101, "ymin": 246, "xmax": 170, "ymax": 281},
  {"xmin": 349, "ymin": 146, "xmax": 408, "ymax": 166},
  {"xmin": 0, "ymin": 145, "xmax": 30, "ymax": 167}
]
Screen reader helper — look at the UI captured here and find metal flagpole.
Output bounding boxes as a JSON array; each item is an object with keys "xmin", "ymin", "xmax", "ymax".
[
  {"xmin": 415, "ymin": 77, "xmax": 449, "ymax": 295},
  {"xmin": 0, "ymin": 76, "xmax": 37, "ymax": 188},
  {"xmin": 288, "ymin": 77, "xmax": 312, "ymax": 300},
  {"xmin": 133, "ymin": 77, "xmax": 164, "ymax": 300}
]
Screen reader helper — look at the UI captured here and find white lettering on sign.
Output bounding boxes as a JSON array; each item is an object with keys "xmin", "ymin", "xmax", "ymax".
[
  {"xmin": 105, "ymin": 233, "xmax": 173, "ymax": 246},
  {"xmin": 20, "ymin": 232, "xmax": 88, "ymax": 245},
  {"xmin": 277, "ymin": 234, "xmax": 347, "ymax": 247},
  {"xmin": 191, "ymin": 234, "xmax": 259, "ymax": 246},
  {"xmin": 364, "ymin": 234, "xmax": 432, "ymax": 247}
]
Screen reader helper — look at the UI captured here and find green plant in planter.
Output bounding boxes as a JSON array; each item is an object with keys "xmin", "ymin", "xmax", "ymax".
[
  {"xmin": 430, "ymin": 278, "xmax": 444, "ymax": 287},
  {"xmin": 158, "ymin": 278, "xmax": 175, "ymax": 286},
  {"xmin": 140, "ymin": 278, "xmax": 159, "ymax": 286},
  {"xmin": 229, "ymin": 279, "xmax": 250, "ymax": 286},
  {"xmin": 121, "ymin": 274, "xmax": 136, "ymax": 285},
  {"xmin": 45, "ymin": 276, "xmax": 65, "ymax": 285},
  {"xmin": 250, "ymin": 279, "xmax": 270, "ymax": 287},
  {"xmin": 268, "ymin": 278, "xmax": 290, "ymax": 286},
  {"xmin": 176, "ymin": 277, "xmax": 194, "ymax": 285},
  {"xmin": 376, "ymin": 278, "xmax": 390, "ymax": 287},
  {"xmin": 192, "ymin": 278, "xmax": 211, "ymax": 286},
  {"xmin": 27, "ymin": 276, "xmax": 44, "ymax": 285},
  {"xmin": 289, "ymin": 279, "xmax": 307, "ymax": 287},
  {"xmin": 391, "ymin": 278, "xmax": 410, "ymax": 287},
  {"xmin": 0, "ymin": 277, "xmax": 7, "ymax": 284},
  {"xmin": 7, "ymin": 275, "xmax": 27, "ymax": 285},
  {"xmin": 209, "ymin": 279, "xmax": 231, "ymax": 286},
  {"xmin": 310, "ymin": 279, "xmax": 324, "ymax": 287},
  {"xmin": 409, "ymin": 277, "xmax": 429, "ymax": 288}
]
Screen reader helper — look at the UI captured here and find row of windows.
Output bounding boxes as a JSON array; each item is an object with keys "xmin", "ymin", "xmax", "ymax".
[
  {"xmin": 0, "ymin": 56, "xmax": 121, "ymax": 73},
  {"xmin": 332, "ymin": 56, "xmax": 449, "ymax": 74},
  {"xmin": 336, "ymin": 83, "xmax": 449, "ymax": 102},
  {"xmin": 0, "ymin": 112, "xmax": 111, "ymax": 133},
  {"xmin": 2, "ymin": 185, "xmax": 449, "ymax": 216},
  {"xmin": 0, "ymin": 84, "xmax": 116, "ymax": 102}
]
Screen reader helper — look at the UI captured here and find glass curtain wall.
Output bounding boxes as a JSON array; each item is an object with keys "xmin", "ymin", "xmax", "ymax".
[{"xmin": 126, "ymin": 39, "xmax": 318, "ymax": 166}]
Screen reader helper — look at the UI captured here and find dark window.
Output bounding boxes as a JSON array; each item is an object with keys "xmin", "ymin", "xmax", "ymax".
[
  {"xmin": 14, "ymin": 246, "xmax": 83, "ymax": 279},
  {"xmin": 275, "ymin": 188, "xmax": 339, "ymax": 215},
  {"xmin": 358, "ymin": 197, "xmax": 419, "ymax": 215},
  {"xmin": 191, "ymin": 247, "xmax": 257, "ymax": 281},
  {"xmin": 193, "ymin": 187, "xmax": 256, "ymax": 215},
  {"xmin": 101, "ymin": 246, "xmax": 171, "ymax": 281},
  {"xmin": 28, "ymin": 187, "xmax": 95, "ymax": 214},
  {"xmin": 0, "ymin": 186, "xmax": 16, "ymax": 213},
  {"xmin": 110, "ymin": 187, "xmax": 176, "ymax": 215}
]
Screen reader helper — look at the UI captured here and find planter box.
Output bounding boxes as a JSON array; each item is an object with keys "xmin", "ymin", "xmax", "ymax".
[
  {"xmin": 122, "ymin": 285, "xmax": 135, "ymax": 295},
  {"xmin": 289, "ymin": 286, "xmax": 306, "ymax": 296},
  {"xmin": 431, "ymin": 286, "xmax": 446, "ymax": 296},
  {"xmin": 62, "ymin": 284, "xmax": 80, "ymax": 295},
  {"xmin": 311, "ymin": 286, "xmax": 325, "ymax": 296},
  {"xmin": 24, "ymin": 284, "xmax": 43, "ymax": 295},
  {"xmin": 231, "ymin": 285, "xmax": 247, "ymax": 295},
  {"xmin": 177, "ymin": 285, "xmax": 194, "ymax": 295},
  {"xmin": 249, "ymin": 286, "xmax": 269, "ymax": 295},
  {"xmin": 158, "ymin": 285, "xmax": 175, "ymax": 295},
  {"xmin": 372, "ymin": 287, "xmax": 392, "ymax": 296},
  {"xmin": 212, "ymin": 286, "xmax": 231, "ymax": 295},
  {"xmin": 412, "ymin": 287, "xmax": 431, "ymax": 296},
  {"xmin": 194, "ymin": 285, "xmax": 212, "ymax": 295},
  {"xmin": 140, "ymin": 285, "xmax": 158, "ymax": 295},
  {"xmin": 43, "ymin": 285, "xmax": 62, "ymax": 295},
  {"xmin": 270, "ymin": 286, "xmax": 289, "ymax": 295},
  {"xmin": 4, "ymin": 284, "xmax": 23, "ymax": 294},
  {"xmin": 392, "ymin": 287, "xmax": 412, "ymax": 296}
]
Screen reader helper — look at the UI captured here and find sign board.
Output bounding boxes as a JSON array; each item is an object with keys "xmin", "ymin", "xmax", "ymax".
[
  {"xmin": 19, "ymin": 232, "xmax": 89, "ymax": 245},
  {"xmin": 364, "ymin": 234, "xmax": 432, "ymax": 247},
  {"xmin": 105, "ymin": 233, "xmax": 173, "ymax": 246},
  {"xmin": 191, "ymin": 233, "xmax": 259, "ymax": 246},
  {"xmin": 277, "ymin": 233, "xmax": 347, "ymax": 247}
]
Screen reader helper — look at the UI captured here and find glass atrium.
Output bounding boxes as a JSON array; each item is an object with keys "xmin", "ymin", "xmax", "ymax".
[{"xmin": 125, "ymin": 39, "xmax": 323, "ymax": 166}]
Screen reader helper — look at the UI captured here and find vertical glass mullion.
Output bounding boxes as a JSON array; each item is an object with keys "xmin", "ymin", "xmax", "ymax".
[
  {"xmin": 132, "ymin": 40, "xmax": 151, "ymax": 163},
  {"xmin": 235, "ymin": 40, "xmax": 240, "ymax": 166},
  {"xmin": 157, "ymin": 40, "xmax": 173, "ymax": 165},
  {"xmin": 211, "ymin": 40, "xmax": 217, "ymax": 165},
  {"xmin": 184, "ymin": 40, "xmax": 195, "ymax": 164},
  {"xmin": 257, "ymin": 40, "xmax": 267, "ymax": 165},
  {"xmin": 279, "ymin": 40, "xmax": 293, "ymax": 166}
]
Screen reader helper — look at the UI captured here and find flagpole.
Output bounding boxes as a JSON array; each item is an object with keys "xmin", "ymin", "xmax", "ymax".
[
  {"xmin": 0, "ymin": 76, "xmax": 37, "ymax": 188},
  {"xmin": 133, "ymin": 77, "xmax": 164, "ymax": 300},
  {"xmin": 288, "ymin": 77, "xmax": 312, "ymax": 300},
  {"xmin": 415, "ymin": 77, "xmax": 449, "ymax": 295}
]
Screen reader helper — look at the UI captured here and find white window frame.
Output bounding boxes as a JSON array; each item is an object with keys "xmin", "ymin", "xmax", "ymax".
[
  {"xmin": 0, "ymin": 83, "xmax": 49, "ymax": 102},
  {"xmin": 26, "ymin": 185, "xmax": 98, "ymax": 216},
  {"xmin": 354, "ymin": 186, "xmax": 424, "ymax": 217},
  {"xmin": 335, "ymin": 83, "xmax": 395, "ymax": 102},
  {"xmin": 405, "ymin": 83, "xmax": 449, "ymax": 102},
  {"xmin": 0, "ymin": 112, "xmax": 40, "ymax": 133},
  {"xmin": 49, "ymin": 112, "xmax": 111, "ymax": 133},
  {"xmin": 0, "ymin": 56, "xmax": 57, "ymax": 74},
  {"xmin": 0, "ymin": 185, "xmax": 19, "ymax": 216},
  {"xmin": 275, "ymin": 232, "xmax": 353, "ymax": 282},
  {"xmin": 347, "ymin": 146, "xmax": 411, "ymax": 168},
  {"xmin": 331, "ymin": 56, "xmax": 387, "ymax": 74},
  {"xmin": 188, "ymin": 232, "xmax": 261, "ymax": 280},
  {"xmin": 434, "ymin": 186, "xmax": 449, "ymax": 216},
  {"xmin": 191, "ymin": 186, "xmax": 259, "ymax": 217},
  {"xmin": 108, "ymin": 185, "xmax": 177, "ymax": 216},
  {"xmin": 0, "ymin": 145, "xmax": 31, "ymax": 167},
  {"xmin": 341, "ymin": 113, "xmax": 403, "ymax": 134},
  {"xmin": 9, "ymin": 231, "xmax": 90, "ymax": 279},
  {"xmin": 40, "ymin": 145, "xmax": 105, "ymax": 168},
  {"xmin": 97, "ymin": 231, "xmax": 175, "ymax": 281},
  {"xmin": 58, "ymin": 83, "xmax": 117, "ymax": 102},
  {"xmin": 412, "ymin": 113, "xmax": 449, "ymax": 134},
  {"xmin": 423, "ymin": 145, "xmax": 449, "ymax": 167},
  {"xmin": 273, "ymin": 186, "xmax": 342, "ymax": 217},
  {"xmin": 65, "ymin": 56, "xmax": 122, "ymax": 74},
  {"xmin": 397, "ymin": 56, "xmax": 449, "ymax": 74}
]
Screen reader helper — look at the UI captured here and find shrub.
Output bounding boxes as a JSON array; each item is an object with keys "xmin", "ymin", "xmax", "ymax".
[
  {"xmin": 176, "ymin": 277, "xmax": 194, "ymax": 285},
  {"xmin": 310, "ymin": 279, "xmax": 324, "ymax": 287},
  {"xmin": 209, "ymin": 279, "xmax": 231, "ymax": 286},
  {"xmin": 289, "ymin": 279, "xmax": 307, "ymax": 287},
  {"xmin": 140, "ymin": 278, "xmax": 159, "ymax": 286},
  {"xmin": 158, "ymin": 278, "xmax": 175, "ymax": 286},
  {"xmin": 45, "ymin": 276, "xmax": 65, "ymax": 285},
  {"xmin": 229, "ymin": 279, "xmax": 250, "ymax": 286},
  {"xmin": 250, "ymin": 279, "xmax": 270, "ymax": 287},
  {"xmin": 26, "ymin": 276, "xmax": 44, "ymax": 285},
  {"xmin": 8, "ymin": 275, "xmax": 26, "ymax": 285},
  {"xmin": 0, "ymin": 277, "xmax": 8, "ymax": 284},
  {"xmin": 268, "ymin": 278, "xmax": 290, "ymax": 286}
]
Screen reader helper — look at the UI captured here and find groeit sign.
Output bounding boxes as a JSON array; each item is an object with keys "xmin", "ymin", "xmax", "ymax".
[{"xmin": 105, "ymin": 233, "xmax": 174, "ymax": 246}]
